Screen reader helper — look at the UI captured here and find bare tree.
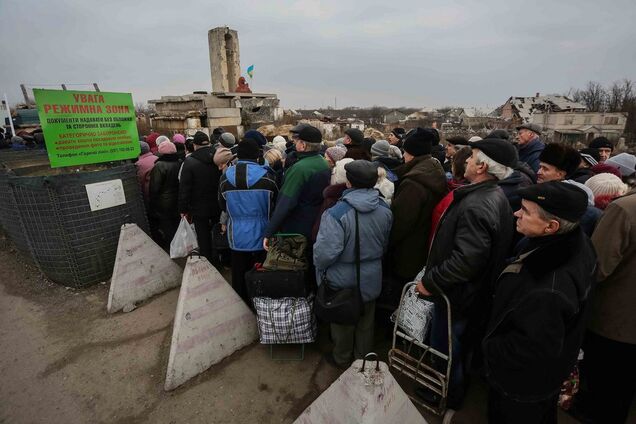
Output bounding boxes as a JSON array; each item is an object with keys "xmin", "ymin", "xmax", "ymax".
[
  {"xmin": 574, "ymin": 81, "xmax": 608, "ymax": 112},
  {"xmin": 607, "ymin": 79, "xmax": 634, "ymax": 112}
]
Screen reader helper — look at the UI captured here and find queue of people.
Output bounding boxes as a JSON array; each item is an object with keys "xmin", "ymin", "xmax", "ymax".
[{"xmin": 132, "ymin": 123, "xmax": 635, "ymax": 423}]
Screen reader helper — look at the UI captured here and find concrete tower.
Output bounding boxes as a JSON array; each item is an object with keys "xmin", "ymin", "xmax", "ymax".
[{"xmin": 208, "ymin": 27, "xmax": 241, "ymax": 93}]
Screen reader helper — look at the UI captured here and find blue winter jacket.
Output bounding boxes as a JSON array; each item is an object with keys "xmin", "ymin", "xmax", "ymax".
[
  {"xmin": 517, "ymin": 137, "xmax": 545, "ymax": 173},
  {"xmin": 218, "ymin": 160, "xmax": 278, "ymax": 251},
  {"xmin": 313, "ymin": 188, "xmax": 393, "ymax": 302}
]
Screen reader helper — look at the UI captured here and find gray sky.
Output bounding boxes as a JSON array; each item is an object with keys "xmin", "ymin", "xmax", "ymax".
[{"xmin": 1, "ymin": 0, "xmax": 635, "ymax": 111}]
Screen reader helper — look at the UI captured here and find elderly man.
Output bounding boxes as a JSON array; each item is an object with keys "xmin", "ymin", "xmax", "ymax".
[
  {"xmin": 314, "ymin": 160, "xmax": 392, "ymax": 368},
  {"xmin": 415, "ymin": 138, "xmax": 516, "ymax": 408},
  {"xmin": 516, "ymin": 123, "xmax": 544, "ymax": 173},
  {"xmin": 589, "ymin": 136, "xmax": 613, "ymax": 162},
  {"xmin": 483, "ymin": 182, "xmax": 595, "ymax": 423},
  {"xmin": 263, "ymin": 125, "xmax": 330, "ymax": 249},
  {"xmin": 536, "ymin": 143, "xmax": 581, "ymax": 183}
]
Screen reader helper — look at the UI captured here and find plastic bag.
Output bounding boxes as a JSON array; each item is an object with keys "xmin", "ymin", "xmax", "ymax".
[
  {"xmin": 391, "ymin": 284, "xmax": 435, "ymax": 343},
  {"xmin": 170, "ymin": 217, "xmax": 198, "ymax": 259}
]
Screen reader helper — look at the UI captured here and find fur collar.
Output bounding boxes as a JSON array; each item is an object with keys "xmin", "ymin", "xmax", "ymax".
[{"xmin": 522, "ymin": 229, "xmax": 583, "ymax": 279}]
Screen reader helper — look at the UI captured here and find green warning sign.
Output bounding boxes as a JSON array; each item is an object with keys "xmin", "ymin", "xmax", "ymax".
[{"xmin": 33, "ymin": 89, "xmax": 140, "ymax": 168}]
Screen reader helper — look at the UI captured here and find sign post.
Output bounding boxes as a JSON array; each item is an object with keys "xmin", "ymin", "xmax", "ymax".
[
  {"xmin": 33, "ymin": 89, "xmax": 140, "ymax": 168},
  {"xmin": 2, "ymin": 93, "xmax": 16, "ymax": 137}
]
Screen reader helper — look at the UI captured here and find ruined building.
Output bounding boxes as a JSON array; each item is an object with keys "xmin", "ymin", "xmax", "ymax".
[{"xmin": 148, "ymin": 27, "xmax": 282, "ymax": 137}]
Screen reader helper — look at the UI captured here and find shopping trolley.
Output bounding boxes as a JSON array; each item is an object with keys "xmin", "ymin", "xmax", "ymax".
[{"xmin": 388, "ymin": 281, "xmax": 456, "ymax": 423}]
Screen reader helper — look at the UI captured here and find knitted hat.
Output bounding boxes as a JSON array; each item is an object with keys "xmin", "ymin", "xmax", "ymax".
[
  {"xmin": 446, "ymin": 136, "xmax": 469, "ymax": 146},
  {"xmin": 172, "ymin": 134, "xmax": 186, "ymax": 144},
  {"xmin": 589, "ymin": 136, "xmax": 613, "ymax": 150},
  {"xmin": 237, "ymin": 138, "xmax": 260, "ymax": 160},
  {"xmin": 591, "ymin": 163, "xmax": 621, "ymax": 178},
  {"xmin": 325, "ymin": 145, "xmax": 347, "ymax": 163},
  {"xmin": 391, "ymin": 128, "xmax": 406, "ymax": 139},
  {"xmin": 213, "ymin": 147, "xmax": 234, "ymax": 167},
  {"xmin": 402, "ymin": 127, "xmax": 434, "ymax": 157},
  {"xmin": 585, "ymin": 173, "xmax": 629, "ymax": 197},
  {"xmin": 345, "ymin": 160, "xmax": 379, "ymax": 189},
  {"xmin": 139, "ymin": 141, "xmax": 150, "ymax": 155},
  {"xmin": 370, "ymin": 140, "xmax": 391, "ymax": 159},
  {"xmin": 331, "ymin": 158, "xmax": 354, "ymax": 185},
  {"xmin": 344, "ymin": 128, "xmax": 364, "ymax": 145},
  {"xmin": 468, "ymin": 136, "xmax": 483, "ymax": 142},
  {"xmin": 193, "ymin": 131, "xmax": 210, "ymax": 145},
  {"xmin": 429, "ymin": 128, "xmax": 441, "ymax": 145},
  {"xmin": 156, "ymin": 135, "xmax": 170, "ymax": 146},
  {"xmin": 244, "ymin": 130, "xmax": 267, "ymax": 147},
  {"xmin": 539, "ymin": 143, "xmax": 581, "ymax": 176},
  {"xmin": 219, "ymin": 132, "xmax": 236, "ymax": 147},
  {"xmin": 585, "ymin": 173, "xmax": 629, "ymax": 209},
  {"xmin": 579, "ymin": 148, "xmax": 599, "ymax": 167},
  {"xmin": 605, "ymin": 153, "xmax": 636, "ymax": 177},
  {"xmin": 273, "ymin": 135, "xmax": 286, "ymax": 145},
  {"xmin": 471, "ymin": 138, "xmax": 519, "ymax": 168},
  {"xmin": 158, "ymin": 141, "xmax": 176, "ymax": 155}
]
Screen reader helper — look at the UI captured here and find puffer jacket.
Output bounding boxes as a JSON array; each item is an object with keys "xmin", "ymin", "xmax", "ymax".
[
  {"xmin": 314, "ymin": 188, "xmax": 393, "ymax": 302},
  {"xmin": 135, "ymin": 152, "xmax": 158, "ymax": 198},
  {"xmin": 423, "ymin": 180, "xmax": 514, "ymax": 319},
  {"xmin": 149, "ymin": 154, "xmax": 182, "ymax": 219},
  {"xmin": 483, "ymin": 228, "xmax": 596, "ymax": 401},
  {"xmin": 389, "ymin": 155, "xmax": 448, "ymax": 279},
  {"xmin": 218, "ymin": 160, "xmax": 278, "ymax": 251}
]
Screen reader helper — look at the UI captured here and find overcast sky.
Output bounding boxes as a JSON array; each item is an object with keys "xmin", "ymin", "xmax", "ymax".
[{"xmin": 1, "ymin": 0, "xmax": 635, "ymax": 111}]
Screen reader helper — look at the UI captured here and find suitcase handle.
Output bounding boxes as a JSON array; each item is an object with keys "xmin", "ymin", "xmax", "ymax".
[{"xmin": 359, "ymin": 352, "xmax": 380, "ymax": 372}]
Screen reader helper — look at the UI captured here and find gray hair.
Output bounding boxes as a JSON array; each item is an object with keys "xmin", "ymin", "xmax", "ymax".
[
  {"xmin": 299, "ymin": 141, "xmax": 322, "ymax": 152},
  {"xmin": 475, "ymin": 150, "xmax": 513, "ymax": 180},
  {"xmin": 537, "ymin": 206, "xmax": 579, "ymax": 235}
]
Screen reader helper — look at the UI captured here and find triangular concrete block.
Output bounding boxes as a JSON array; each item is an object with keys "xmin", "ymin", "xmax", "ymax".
[
  {"xmin": 295, "ymin": 359, "xmax": 427, "ymax": 424},
  {"xmin": 164, "ymin": 255, "xmax": 259, "ymax": 391},
  {"xmin": 107, "ymin": 224, "xmax": 183, "ymax": 313}
]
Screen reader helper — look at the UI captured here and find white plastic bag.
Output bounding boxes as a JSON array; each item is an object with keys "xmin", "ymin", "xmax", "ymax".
[
  {"xmin": 170, "ymin": 217, "xmax": 198, "ymax": 259},
  {"xmin": 391, "ymin": 284, "xmax": 435, "ymax": 343}
]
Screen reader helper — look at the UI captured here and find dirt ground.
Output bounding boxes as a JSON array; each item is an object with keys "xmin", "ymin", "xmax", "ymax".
[{"xmin": 0, "ymin": 231, "xmax": 624, "ymax": 424}]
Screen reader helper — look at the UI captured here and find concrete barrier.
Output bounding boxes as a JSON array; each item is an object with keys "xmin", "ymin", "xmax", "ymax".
[
  {"xmin": 295, "ymin": 359, "xmax": 426, "ymax": 424},
  {"xmin": 164, "ymin": 255, "xmax": 258, "ymax": 391},
  {"xmin": 107, "ymin": 223, "xmax": 183, "ymax": 313}
]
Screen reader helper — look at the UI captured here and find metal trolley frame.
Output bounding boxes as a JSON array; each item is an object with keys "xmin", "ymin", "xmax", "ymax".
[{"xmin": 388, "ymin": 282, "xmax": 456, "ymax": 423}]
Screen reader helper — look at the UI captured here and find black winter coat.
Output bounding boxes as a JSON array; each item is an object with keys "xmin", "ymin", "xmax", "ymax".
[
  {"xmin": 423, "ymin": 181, "xmax": 514, "ymax": 319},
  {"xmin": 149, "ymin": 154, "xmax": 182, "ymax": 218},
  {"xmin": 482, "ymin": 229, "xmax": 596, "ymax": 402},
  {"xmin": 390, "ymin": 155, "xmax": 448, "ymax": 280},
  {"xmin": 570, "ymin": 167, "xmax": 595, "ymax": 184},
  {"xmin": 178, "ymin": 146, "xmax": 222, "ymax": 219}
]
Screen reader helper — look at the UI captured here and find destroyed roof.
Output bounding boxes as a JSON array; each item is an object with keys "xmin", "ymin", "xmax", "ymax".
[{"xmin": 507, "ymin": 95, "xmax": 587, "ymax": 122}]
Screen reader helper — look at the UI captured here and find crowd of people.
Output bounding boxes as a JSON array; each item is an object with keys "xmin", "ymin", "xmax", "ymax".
[{"xmin": 134, "ymin": 123, "xmax": 636, "ymax": 423}]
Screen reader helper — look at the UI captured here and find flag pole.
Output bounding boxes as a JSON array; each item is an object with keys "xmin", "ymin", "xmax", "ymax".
[{"xmin": 3, "ymin": 93, "xmax": 16, "ymax": 137}]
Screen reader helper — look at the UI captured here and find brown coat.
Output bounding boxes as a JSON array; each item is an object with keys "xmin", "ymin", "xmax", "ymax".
[{"xmin": 589, "ymin": 188, "xmax": 636, "ymax": 344}]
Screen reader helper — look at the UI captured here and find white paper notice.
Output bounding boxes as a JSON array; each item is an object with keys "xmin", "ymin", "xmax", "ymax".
[{"xmin": 85, "ymin": 179, "xmax": 126, "ymax": 211}]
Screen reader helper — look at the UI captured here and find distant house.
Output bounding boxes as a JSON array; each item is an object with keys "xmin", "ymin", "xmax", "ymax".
[
  {"xmin": 349, "ymin": 119, "xmax": 365, "ymax": 131},
  {"xmin": 383, "ymin": 110, "xmax": 407, "ymax": 124},
  {"xmin": 500, "ymin": 95, "xmax": 586, "ymax": 124},
  {"xmin": 532, "ymin": 111, "xmax": 627, "ymax": 143}
]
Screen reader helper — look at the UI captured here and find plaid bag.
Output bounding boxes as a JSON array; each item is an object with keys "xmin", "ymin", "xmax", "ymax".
[{"xmin": 253, "ymin": 296, "xmax": 317, "ymax": 344}]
